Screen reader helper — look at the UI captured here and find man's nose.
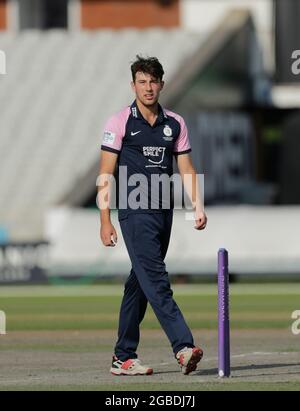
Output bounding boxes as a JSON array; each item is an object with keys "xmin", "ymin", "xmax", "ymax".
[{"xmin": 146, "ymin": 82, "xmax": 153, "ymax": 91}]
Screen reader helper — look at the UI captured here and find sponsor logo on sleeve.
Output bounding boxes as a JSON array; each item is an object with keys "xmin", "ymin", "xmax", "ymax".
[{"xmin": 103, "ymin": 131, "xmax": 116, "ymax": 145}]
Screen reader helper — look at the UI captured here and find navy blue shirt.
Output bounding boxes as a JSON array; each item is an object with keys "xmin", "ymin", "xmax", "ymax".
[{"xmin": 101, "ymin": 101, "xmax": 192, "ymax": 220}]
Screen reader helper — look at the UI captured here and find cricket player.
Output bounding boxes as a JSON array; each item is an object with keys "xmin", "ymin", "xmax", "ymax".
[{"xmin": 98, "ymin": 56, "xmax": 207, "ymax": 376}]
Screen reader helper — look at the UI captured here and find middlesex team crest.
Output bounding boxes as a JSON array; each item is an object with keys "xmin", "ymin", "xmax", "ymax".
[{"xmin": 163, "ymin": 125, "xmax": 173, "ymax": 141}]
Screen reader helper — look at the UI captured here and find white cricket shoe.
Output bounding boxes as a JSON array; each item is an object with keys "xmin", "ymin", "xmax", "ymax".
[{"xmin": 110, "ymin": 355, "xmax": 153, "ymax": 376}]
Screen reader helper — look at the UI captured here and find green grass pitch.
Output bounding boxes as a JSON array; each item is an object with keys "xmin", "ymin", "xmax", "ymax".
[{"xmin": 0, "ymin": 283, "xmax": 299, "ymax": 331}]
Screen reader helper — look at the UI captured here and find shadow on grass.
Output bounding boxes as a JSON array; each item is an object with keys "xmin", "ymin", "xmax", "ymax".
[{"xmin": 194, "ymin": 362, "xmax": 300, "ymax": 377}]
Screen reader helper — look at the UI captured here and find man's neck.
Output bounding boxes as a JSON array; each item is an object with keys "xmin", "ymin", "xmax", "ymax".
[{"xmin": 136, "ymin": 99, "xmax": 159, "ymax": 126}]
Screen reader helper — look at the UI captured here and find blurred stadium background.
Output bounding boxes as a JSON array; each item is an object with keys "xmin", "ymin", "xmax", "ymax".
[
  {"xmin": 1, "ymin": 0, "xmax": 300, "ymax": 392},
  {"xmin": 0, "ymin": 0, "xmax": 300, "ymax": 283},
  {"xmin": 0, "ymin": 0, "xmax": 300, "ymax": 284}
]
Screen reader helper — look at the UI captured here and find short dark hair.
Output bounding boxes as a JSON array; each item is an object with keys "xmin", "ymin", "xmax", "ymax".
[{"xmin": 131, "ymin": 55, "xmax": 164, "ymax": 82}]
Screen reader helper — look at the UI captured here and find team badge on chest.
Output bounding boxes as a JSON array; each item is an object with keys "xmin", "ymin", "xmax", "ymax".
[{"xmin": 163, "ymin": 125, "xmax": 173, "ymax": 141}]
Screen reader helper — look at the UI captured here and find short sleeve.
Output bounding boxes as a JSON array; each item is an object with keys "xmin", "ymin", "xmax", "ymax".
[
  {"xmin": 101, "ymin": 115, "xmax": 124, "ymax": 154},
  {"xmin": 173, "ymin": 116, "xmax": 192, "ymax": 155}
]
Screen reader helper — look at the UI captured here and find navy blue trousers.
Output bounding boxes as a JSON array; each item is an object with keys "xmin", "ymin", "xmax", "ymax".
[{"xmin": 114, "ymin": 211, "xmax": 194, "ymax": 361}]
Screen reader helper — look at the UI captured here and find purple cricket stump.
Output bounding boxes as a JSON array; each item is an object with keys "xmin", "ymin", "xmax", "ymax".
[{"xmin": 218, "ymin": 248, "xmax": 230, "ymax": 378}]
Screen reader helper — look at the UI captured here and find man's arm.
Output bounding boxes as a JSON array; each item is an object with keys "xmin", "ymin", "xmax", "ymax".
[
  {"xmin": 97, "ymin": 150, "xmax": 119, "ymax": 246},
  {"xmin": 175, "ymin": 153, "xmax": 207, "ymax": 230}
]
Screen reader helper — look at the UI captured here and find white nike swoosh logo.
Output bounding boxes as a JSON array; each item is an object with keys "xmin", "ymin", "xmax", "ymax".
[{"xmin": 131, "ymin": 131, "xmax": 141, "ymax": 136}]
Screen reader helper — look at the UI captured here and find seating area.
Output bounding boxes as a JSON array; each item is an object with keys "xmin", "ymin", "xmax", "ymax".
[{"xmin": 0, "ymin": 29, "xmax": 205, "ymax": 240}]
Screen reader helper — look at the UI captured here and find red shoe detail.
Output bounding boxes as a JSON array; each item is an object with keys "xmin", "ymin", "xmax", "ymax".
[{"xmin": 121, "ymin": 359, "xmax": 134, "ymax": 370}]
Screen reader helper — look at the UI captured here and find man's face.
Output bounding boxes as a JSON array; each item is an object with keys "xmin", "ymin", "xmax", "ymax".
[{"xmin": 131, "ymin": 71, "xmax": 164, "ymax": 107}]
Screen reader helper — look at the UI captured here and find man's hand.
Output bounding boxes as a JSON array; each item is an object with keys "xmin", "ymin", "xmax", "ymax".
[
  {"xmin": 100, "ymin": 222, "xmax": 118, "ymax": 247},
  {"xmin": 194, "ymin": 210, "xmax": 207, "ymax": 230}
]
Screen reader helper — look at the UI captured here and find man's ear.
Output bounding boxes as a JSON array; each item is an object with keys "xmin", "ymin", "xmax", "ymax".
[
  {"xmin": 131, "ymin": 81, "xmax": 135, "ymax": 92},
  {"xmin": 160, "ymin": 81, "xmax": 165, "ymax": 90}
]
